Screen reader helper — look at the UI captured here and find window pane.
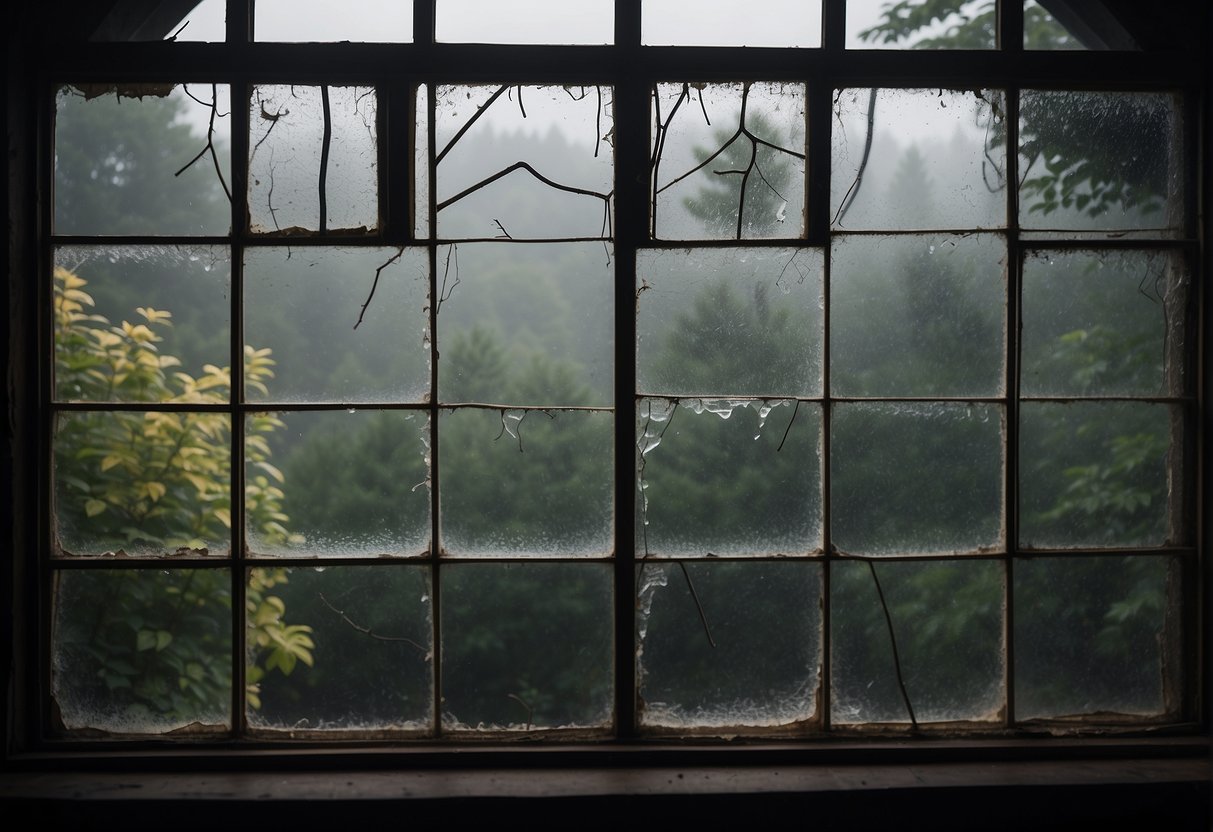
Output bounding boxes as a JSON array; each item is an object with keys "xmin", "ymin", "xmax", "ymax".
[
  {"xmin": 255, "ymin": 0, "xmax": 413, "ymax": 42},
  {"xmin": 246, "ymin": 566, "xmax": 433, "ymax": 733},
  {"xmin": 1023, "ymin": 0, "xmax": 1140, "ymax": 50},
  {"xmin": 249, "ymin": 85, "xmax": 379, "ymax": 234},
  {"xmin": 52, "ymin": 569, "xmax": 232, "ymax": 734},
  {"xmin": 846, "ymin": 0, "xmax": 996, "ymax": 49},
  {"xmin": 652, "ymin": 81, "xmax": 806, "ymax": 240},
  {"xmin": 439, "ymin": 409, "xmax": 613, "ymax": 557},
  {"xmin": 414, "ymin": 84, "xmax": 430, "ymax": 239},
  {"xmin": 1021, "ymin": 249, "xmax": 1189, "ymax": 397},
  {"xmin": 435, "ymin": 84, "xmax": 614, "ymax": 239},
  {"xmin": 637, "ymin": 398, "xmax": 823, "ymax": 557},
  {"xmin": 53, "ymin": 245, "xmax": 231, "ymax": 404},
  {"xmin": 832, "ymin": 560, "xmax": 1004, "ymax": 725},
  {"xmin": 830, "ymin": 233, "xmax": 1005, "ymax": 397},
  {"xmin": 831, "ymin": 88, "xmax": 1006, "ymax": 230},
  {"xmin": 441, "ymin": 563, "xmax": 613, "ymax": 731},
  {"xmin": 1015, "ymin": 555, "xmax": 1181, "ymax": 719},
  {"xmin": 54, "ymin": 411, "xmax": 232, "ymax": 557},
  {"xmin": 643, "ymin": 0, "xmax": 822, "ymax": 47},
  {"xmin": 437, "ymin": 0, "xmax": 612, "ymax": 44},
  {"xmin": 637, "ymin": 561, "xmax": 822, "ymax": 730},
  {"xmin": 1019, "ymin": 402, "xmax": 1182, "ymax": 549},
  {"xmin": 244, "ymin": 247, "xmax": 429, "ymax": 404},
  {"xmin": 245, "ymin": 411, "xmax": 430, "ymax": 558},
  {"xmin": 831, "ymin": 403, "xmax": 1004, "ymax": 556},
  {"xmin": 55, "ymin": 84, "xmax": 231, "ymax": 235},
  {"xmin": 87, "ymin": 0, "xmax": 227, "ymax": 42}
]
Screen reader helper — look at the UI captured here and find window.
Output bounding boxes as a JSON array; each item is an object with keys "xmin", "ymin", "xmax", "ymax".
[{"xmin": 10, "ymin": 0, "xmax": 1207, "ymax": 750}]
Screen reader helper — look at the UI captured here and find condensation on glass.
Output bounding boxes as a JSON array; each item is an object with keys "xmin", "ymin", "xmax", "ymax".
[
  {"xmin": 255, "ymin": 0, "xmax": 414, "ymax": 42},
  {"xmin": 642, "ymin": 0, "xmax": 822, "ymax": 47},
  {"xmin": 845, "ymin": 0, "xmax": 996, "ymax": 49},
  {"xmin": 436, "ymin": 0, "xmax": 613, "ymax": 44}
]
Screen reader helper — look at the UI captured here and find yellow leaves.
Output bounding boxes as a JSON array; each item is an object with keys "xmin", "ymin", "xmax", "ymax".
[
  {"xmin": 213, "ymin": 507, "xmax": 232, "ymax": 528},
  {"xmin": 85, "ymin": 499, "xmax": 107, "ymax": 517},
  {"xmin": 55, "ymin": 267, "xmax": 87, "ymax": 290},
  {"xmin": 120, "ymin": 320, "xmax": 159, "ymax": 344},
  {"xmin": 137, "ymin": 306, "xmax": 173, "ymax": 325},
  {"xmin": 141, "ymin": 481, "xmax": 167, "ymax": 502}
]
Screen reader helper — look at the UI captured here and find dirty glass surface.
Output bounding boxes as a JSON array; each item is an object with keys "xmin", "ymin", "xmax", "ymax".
[
  {"xmin": 642, "ymin": 0, "xmax": 822, "ymax": 47},
  {"xmin": 437, "ymin": 0, "xmax": 613, "ymax": 44},
  {"xmin": 255, "ymin": 0, "xmax": 413, "ymax": 42}
]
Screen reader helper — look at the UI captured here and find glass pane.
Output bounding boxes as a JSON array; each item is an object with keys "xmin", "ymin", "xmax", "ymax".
[
  {"xmin": 1020, "ymin": 403, "xmax": 1182, "ymax": 548},
  {"xmin": 55, "ymin": 84, "xmax": 231, "ymax": 235},
  {"xmin": 441, "ymin": 563, "xmax": 613, "ymax": 731},
  {"xmin": 636, "ymin": 247, "xmax": 824, "ymax": 397},
  {"xmin": 52, "ymin": 569, "xmax": 232, "ymax": 734},
  {"xmin": 246, "ymin": 566, "xmax": 432, "ymax": 732},
  {"xmin": 637, "ymin": 398, "xmax": 822, "ymax": 557},
  {"xmin": 653, "ymin": 82, "xmax": 806, "ymax": 240},
  {"xmin": 53, "ymin": 246, "xmax": 230, "ymax": 404},
  {"xmin": 1021, "ymin": 249, "xmax": 1189, "ymax": 397},
  {"xmin": 437, "ymin": 0, "xmax": 612, "ymax": 44},
  {"xmin": 1023, "ymin": 0, "xmax": 1140, "ymax": 50},
  {"xmin": 831, "ymin": 403, "xmax": 1004, "ymax": 556},
  {"xmin": 249, "ymin": 85, "xmax": 379, "ymax": 234},
  {"xmin": 830, "ymin": 233, "xmax": 1005, "ymax": 397},
  {"xmin": 436, "ymin": 243, "xmax": 613, "ymax": 406},
  {"xmin": 255, "ymin": 0, "xmax": 413, "ymax": 42},
  {"xmin": 1015, "ymin": 555, "xmax": 1181, "ymax": 719},
  {"xmin": 414, "ymin": 84, "xmax": 430, "ymax": 239},
  {"xmin": 244, "ymin": 247, "xmax": 429, "ymax": 404},
  {"xmin": 832, "ymin": 560, "xmax": 1003, "ymax": 724},
  {"xmin": 637, "ymin": 561, "xmax": 822, "ymax": 730},
  {"xmin": 54, "ymin": 411, "xmax": 232, "ymax": 557},
  {"xmin": 440, "ymin": 409, "xmax": 613, "ymax": 556},
  {"xmin": 846, "ymin": 0, "xmax": 996, "ymax": 49},
  {"xmin": 831, "ymin": 88, "xmax": 1006, "ymax": 230},
  {"xmin": 1019, "ymin": 91, "xmax": 1184, "ymax": 235},
  {"xmin": 643, "ymin": 0, "xmax": 822, "ymax": 47},
  {"xmin": 435, "ymin": 84, "xmax": 614, "ymax": 239},
  {"xmin": 88, "ymin": 0, "xmax": 227, "ymax": 42},
  {"xmin": 246, "ymin": 411, "xmax": 430, "ymax": 558}
]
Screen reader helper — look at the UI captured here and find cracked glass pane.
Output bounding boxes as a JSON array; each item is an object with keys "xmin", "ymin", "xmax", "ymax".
[
  {"xmin": 245, "ymin": 411, "xmax": 430, "ymax": 558},
  {"xmin": 55, "ymin": 84, "xmax": 231, "ymax": 235},
  {"xmin": 830, "ymin": 233, "xmax": 1005, "ymax": 397},
  {"xmin": 845, "ymin": 0, "xmax": 996, "ymax": 49},
  {"xmin": 637, "ymin": 561, "xmax": 822, "ymax": 731},
  {"xmin": 831, "ymin": 403, "xmax": 1004, "ymax": 556},
  {"xmin": 1015, "ymin": 555, "xmax": 1181, "ymax": 719},
  {"xmin": 643, "ymin": 0, "xmax": 822, "ymax": 47},
  {"xmin": 436, "ymin": 243, "xmax": 613, "ymax": 407},
  {"xmin": 255, "ymin": 0, "xmax": 413, "ymax": 42},
  {"xmin": 246, "ymin": 566, "xmax": 432, "ymax": 733},
  {"xmin": 439, "ymin": 409, "xmax": 613, "ymax": 557},
  {"xmin": 249, "ymin": 85, "xmax": 379, "ymax": 234},
  {"xmin": 52, "ymin": 568, "xmax": 232, "ymax": 734},
  {"xmin": 1018, "ymin": 91, "xmax": 1184, "ymax": 237},
  {"xmin": 435, "ymin": 84, "xmax": 614, "ymax": 239},
  {"xmin": 244, "ymin": 247, "xmax": 429, "ymax": 404},
  {"xmin": 831, "ymin": 88, "xmax": 1006, "ymax": 230},
  {"xmin": 831, "ymin": 560, "xmax": 1004, "ymax": 725},
  {"xmin": 54, "ymin": 411, "xmax": 232, "ymax": 558},
  {"xmin": 1021, "ymin": 249, "xmax": 1189, "ymax": 397},
  {"xmin": 636, "ymin": 247, "xmax": 824, "ymax": 397},
  {"xmin": 652, "ymin": 81, "xmax": 806, "ymax": 240},
  {"xmin": 637, "ymin": 398, "xmax": 822, "ymax": 557},
  {"xmin": 441, "ymin": 563, "xmax": 613, "ymax": 732},
  {"xmin": 437, "ymin": 0, "xmax": 612, "ymax": 44},
  {"xmin": 53, "ymin": 245, "xmax": 231, "ymax": 404},
  {"xmin": 1019, "ymin": 402, "xmax": 1182, "ymax": 548}
]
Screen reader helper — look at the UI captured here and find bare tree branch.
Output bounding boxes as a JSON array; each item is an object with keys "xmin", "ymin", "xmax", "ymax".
[
  {"xmin": 436, "ymin": 85, "xmax": 509, "ymax": 165},
  {"xmin": 354, "ymin": 246, "xmax": 404, "ymax": 329},
  {"xmin": 318, "ymin": 592, "xmax": 430, "ymax": 657}
]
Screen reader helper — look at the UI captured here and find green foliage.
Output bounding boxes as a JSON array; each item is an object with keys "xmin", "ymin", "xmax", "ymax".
[{"xmin": 859, "ymin": 0, "xmax": 996, "ymax": 49}]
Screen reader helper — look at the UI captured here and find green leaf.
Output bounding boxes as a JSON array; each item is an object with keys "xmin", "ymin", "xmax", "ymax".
[
  {"xmin": 136, "ymin": 629, "xmax": 157, "ymax": 651},
  {"xmin": 155, "ymin": 630, "xmax": 173, "ymax": 651}
]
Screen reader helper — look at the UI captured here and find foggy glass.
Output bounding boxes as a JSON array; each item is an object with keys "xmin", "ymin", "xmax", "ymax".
[
  {"xmin": 255, "ymin": 0, "xmax": 413, "ymax": 42},
  {"xmin": 249, "ymin": 85, "xmax": 379, "ymax": 234},
  {"xmin": 831, "ymin": 560, "xmax": 1004, "ymax": 724},
  {"xmin": 637, "ymin": 247, "xmax": 824, "ymax": 397},
  {"xmin": 830, "ymin": 233, "xmax": 1006, "ymax": 397},
  {"xmin": 1022, "ymin": 0, "xmax": 1141, "ymax": 50},
  {"xmin": 247, "ymin": 566, "xmax": 432, "ymax": 732},
  {"xmin": 643, "ymin": 0, "xmax": 822, "ymax": 47},
  {"xmin": 414, "ymin": 84, "xmax": 430, "ymax": 239},
  {"xmin": 652, "ymin": 81, "xmax": 806, "ymax": 240},
  {"xmin": 437, "ymin": 0, "xmax": 612, "ymax": 44},
  {"xmin": 637, "ymin": 561, "xmax": 822, "ymax": 730},
  {"xmin": 1021, "ymin": 249, "xmax": 1188, "ymax": 397},
  {"xmin": 52, "ymin": 569, "xmax": 232, "ymax": 734},
  {"xmin": 55, "ymin": 85, "xmax": 231, "ymax": 235},
  {"xmin": 436, "ymin": 243, "xmax": 613, "ymax": 407},
  {"xmin": 831, "ymin": 88, "xmax": 1006, "ymax": 230},
  {"xmin": 435, "ymin": 84, "xmax": 613, "ymax": 239},
  {"xmin": 637, "ymin": 398, "xmax": 822, "ymax": 557},
  {"xmin": 245, "ymin": 411, "xmax": 430, "ymax": 558},
  {"xmin": 441, "ymin": 563, "xmax": 613, "ymax": 730},
  {"xmin": 439, "ymin": 409, "xmax": 613, "ymax": 557},
  {"xmin": 243, "ymin": 247, "xmax": 430, "ymax": 404},
  {"xmin": 831, "ymin": 403, "xmax": 1005, "ymax": 556},
  {"xmin": 845, "ymin": 0, "xmax": 996, "ymax": 49}
]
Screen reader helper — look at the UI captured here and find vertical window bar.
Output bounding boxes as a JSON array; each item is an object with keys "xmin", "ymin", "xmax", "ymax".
[
  {"xmin": 1004, "ymin": 85, "xmax": 1021, "ymax": 728},
  {"xmin": 999, "ymin": 0, "xmax": 1023, "ymax": 51},
  {"xmin": 37, "ymin": 78, "xmax": 57, "ymax": 741},
  {"xmin": 229, "ymin": 0, "xmax": 252, "ymax": 43},
  {"xmin": 426, "ymin": 80, "xmax": 442, "ymax": 738}
]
